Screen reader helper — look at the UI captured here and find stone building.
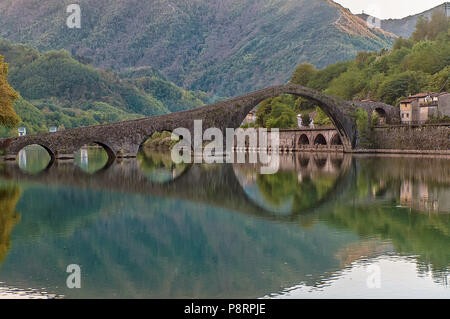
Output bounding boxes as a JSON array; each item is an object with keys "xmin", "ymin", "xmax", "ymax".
[
  {"xmin": 18, "ymin": 127, "xmax": 26, "ymax": 136},
  {"xmin": 399, "ymin": 92, "xmax": 450, "ymax": 124},
  {"xmin": 242, "ymin": 109, "xmax": 257, "ymax": 125}
]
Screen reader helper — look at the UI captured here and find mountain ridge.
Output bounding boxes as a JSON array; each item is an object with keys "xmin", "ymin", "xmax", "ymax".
[
  {"xmin": 357, "ymin": 2, "xmax": 449, "ymax": 39},
  {"xmin": 0, "ymin": 0, "xmax": 395, "ymax": 97}
]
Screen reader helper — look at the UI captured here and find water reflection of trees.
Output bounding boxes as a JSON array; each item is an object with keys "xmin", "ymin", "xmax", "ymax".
[
  {"xmin": 17, "ymin": 145, "xmax": 52, "ymax": 175},
  {"xmin": 321, "ymin": 203, "xmax": 450, "ymax": 285},
  {"xmin": 256, "ymin": 172, "xmax": 338, "ymax": 213},
  {"xmin": 318, "ymin": 156, "xmax": 450, "ymax": 285},
  {"xmin": 0, "ymin": 184, "xmax": 21, "ymax": 265},
  {"xmin": 137, "ymin": 149, "xmax": 189, "ymax": 183},
  {"xmin": 233, "ymin": 153, "xmax": 344, "ymax": 215},
  {"xmin": 74, "ymin": 146, "xmax": 109, "ymax": 174},
  {"xmin": 235, "ymin": 155, "xmax": 450, "ymax": 284},
  {"xmin": 0, "ymin": 154, "xmax": 449, "ymax": 294}
]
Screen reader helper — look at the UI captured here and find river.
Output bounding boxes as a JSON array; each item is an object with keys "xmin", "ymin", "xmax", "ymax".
[{"xmin": 0, "ymin": 146, "xmax": 448, "ymax": 298}]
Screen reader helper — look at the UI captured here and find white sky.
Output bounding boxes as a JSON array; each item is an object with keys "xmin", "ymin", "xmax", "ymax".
[{"xmin": 333, "ymin": 0, "xmax": 447, "ymax": 19}]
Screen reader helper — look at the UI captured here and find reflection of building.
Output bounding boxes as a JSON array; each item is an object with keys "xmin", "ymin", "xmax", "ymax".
[
  {"xmin": 80, "ymin": 148, "xmax": 88, "ymax": 167},
  {"xmin": 400, "ymin": 181, "xmax": 446, "ymax": 213},
  {"xmin": 399, "ymin": 92, "xmax": 450, "ymax": 124},
  {"xmin": 18, "ymin": 149, "xmax": 27, "ymax": 168}
]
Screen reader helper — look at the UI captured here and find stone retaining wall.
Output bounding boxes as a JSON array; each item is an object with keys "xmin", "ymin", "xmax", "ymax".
[{"xmin": 370, "ymin": 125, "xmax": 449, "ymax": 151}]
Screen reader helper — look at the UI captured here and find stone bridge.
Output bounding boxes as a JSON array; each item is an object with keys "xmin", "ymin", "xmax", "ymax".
[
  {"xmin": 236, "ymin": 128, "xmax": 344, "ymax": 152},
  {"xmin": 0, "ymin": 83, "xmax": 399, "ymax": 162}
]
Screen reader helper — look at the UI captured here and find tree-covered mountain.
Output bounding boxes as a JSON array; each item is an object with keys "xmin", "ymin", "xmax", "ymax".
[
  {"xmin": 0, "ymin": 39, "xmax": 209, "ymax": 137},
  {"xmin": 358, "ymin": 2, "xmax": 449, "ymax": 39},
  {"xmin": 0, "ymin": 0, "xmax": 395, "ymax": 97},
  {"xmin": 256, "ymin": 12, "xmax": 450, "ymax": 129}
]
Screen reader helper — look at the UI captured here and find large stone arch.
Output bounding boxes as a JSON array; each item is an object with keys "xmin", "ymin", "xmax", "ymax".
[{"xmin": 214, "ymin": 83, "xmax": 358, "ymax": 151}]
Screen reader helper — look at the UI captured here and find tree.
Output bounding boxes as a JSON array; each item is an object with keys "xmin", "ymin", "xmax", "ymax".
[
  {"xmin": 301, "ymin": 113, "xmax": 312, "ymax": 126},
  {"xmin": 427, "ymin": 11, "xmax": 449, "ymax": 40},
  {"xmin": 411, "ymin": 11, "xmax": 449, "ymax": 42},
  {"xmin": 314, "ymin": 107, "xmax": 332, "ymax": 126},
  {"xmin": 325, "ymin": 69, "xmax": 366, "ymax": 100},
  {"xmin": 265, "ymin": 99, "xmax": 297, "ymax": 129},
  {"xmin": 393, "ymin": 37, "xmax": 414, "ymax": 50},
  {"xmin": 411, "ymin": 16, "xmax": 429, "ymax": 42},
  {"xmin": 377, "ymin": 71, "xmax": 428, "ymax": 105},
  {"xmin": 0, "ymin": 55, "xmax": 20, "ymax": 128},
  {"xmin": 291, "ymin": 63, "xmax": 318, "ymax": 86}
]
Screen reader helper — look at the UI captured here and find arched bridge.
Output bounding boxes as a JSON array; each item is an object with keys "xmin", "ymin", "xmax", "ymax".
[{"xmin": 0, "ymin": 83, "xmax": 399, "ymax": 161}]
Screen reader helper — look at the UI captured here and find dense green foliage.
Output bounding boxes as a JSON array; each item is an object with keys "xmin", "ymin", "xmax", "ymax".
[
  {"xmin": 255, "ymin": 95, "xmax": 299, "ymax": 129},
  {"xmin": 0, "ymin": 0, "xmax": 394, "ymax": 97},
  {"xmin": 0, "ymin": 55, "xmax": 20, "ymax": 128},
  {"xmin": 309, "ymin": 11, "xmax": 450, "ymax": 105},
  {"xmin": 256, "ymin": 11, "xmax": 449, "ymax": 128},
  {"xmin": 0, "ymin": 39, "xmax": 208, "ymax": 137}
]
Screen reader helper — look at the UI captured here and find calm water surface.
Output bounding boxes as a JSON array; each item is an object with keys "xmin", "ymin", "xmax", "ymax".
[{"xmin": 0, "ymin": 146, "xmax": 449, "ymax": 298}]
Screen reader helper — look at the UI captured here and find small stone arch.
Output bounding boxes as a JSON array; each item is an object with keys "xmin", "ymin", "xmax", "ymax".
[
  {"xmin": 314, "ymin": 134, "xmax": 327, "ymax": 145},
  {"xmin": 298, "ymin": 134, "xmax": 310, "ymax": 146},
  {"xmin": 330, "ymin": 134, "xmax": 343, "ymax": 146},
  {"xmin": 355, "ymin": 101, "xmax": 400, "ymax": 125},
  {"xmin": 373, "ymin": 107, "xmax": 387, "ymax": 125}
]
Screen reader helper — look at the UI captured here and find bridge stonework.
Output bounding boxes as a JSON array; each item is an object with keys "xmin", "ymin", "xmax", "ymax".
[
  {"xmin": 234, "ymin": 128, "xmax": 344, "ymax": 152},
  {"xmin": 0, "ymin": 83, "xmax": 399, "ymax": 162}
]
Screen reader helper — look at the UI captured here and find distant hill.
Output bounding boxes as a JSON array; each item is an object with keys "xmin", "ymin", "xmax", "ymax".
[
  {"xmin": 358, "ymin": 2, "xmax": 450, "ymax": 39},
  {"xmin": 0, "ymin": 0, "xmax": 396, "ymax": 97},
  {"xmin": 0, "ymin": 39, "xmax": 208, "ymax": 137}
]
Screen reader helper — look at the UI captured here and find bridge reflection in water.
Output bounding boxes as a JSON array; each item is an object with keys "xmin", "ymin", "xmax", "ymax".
[{"xmin": 0, "ymin": 151, "xmax": 448, "ymax": 298}]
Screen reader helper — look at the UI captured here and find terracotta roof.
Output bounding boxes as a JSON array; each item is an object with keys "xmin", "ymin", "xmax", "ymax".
[
  {"xmin": 408, "ymin": 92, "xmax": 448, "ymax": 98},
  {"xmin": 399, "ymin": 98, "xmax": 416, "ymax": 103},
  {"xmin": 409, "ymin": 93, "xmax": 430, "ymax": 98}
]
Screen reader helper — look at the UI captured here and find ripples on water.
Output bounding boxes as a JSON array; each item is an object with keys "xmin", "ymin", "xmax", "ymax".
[{"xmin": 0, "ymin": 147, "xmax": 449, "ymax": 298}]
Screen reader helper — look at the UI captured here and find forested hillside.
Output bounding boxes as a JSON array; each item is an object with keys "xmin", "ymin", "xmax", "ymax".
[
  {"xmin": 0, "ymin": 0, "xmax": 395, "ymax": 97},
  {"xmin": 256, "ymin": 11, "xmax": 450, "ymax": 128},
  {"xmin": 0, "ymin": 39, "xmax": 209, "ymax": 137}
]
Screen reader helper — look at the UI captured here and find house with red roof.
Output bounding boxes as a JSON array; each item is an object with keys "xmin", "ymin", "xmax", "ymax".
[{"xmin": 399, "ymin": 92, "xmax": 450, "ymax": 124}]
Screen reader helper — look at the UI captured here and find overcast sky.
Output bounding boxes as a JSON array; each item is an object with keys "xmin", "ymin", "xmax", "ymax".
[{"xmin": 334, "ymin": 0, "xmax": 446, "ymax": 19}]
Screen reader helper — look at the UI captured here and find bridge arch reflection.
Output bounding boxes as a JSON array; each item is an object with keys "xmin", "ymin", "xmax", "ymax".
[
  {"xmin": 232, "ymin": 153, "xmax": 352, "ymax": 216},
  {"xmin": 1, "ymin": 152, "xmax": 354, "ymax": 221},
  {"xmin": 17, "ymin": 144, "xmax": 55, "ymax": 175}
]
